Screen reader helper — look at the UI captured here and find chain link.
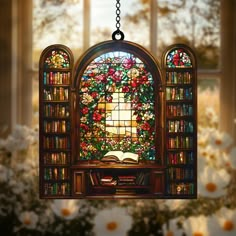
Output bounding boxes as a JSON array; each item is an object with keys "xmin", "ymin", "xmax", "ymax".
[
  {"xmin": 116, "ymin": 0, "xmax": 121, "ymax": 31},
  {"xmin": 112, "ymin": 0, "xmax": 124, "ymax": 40}
]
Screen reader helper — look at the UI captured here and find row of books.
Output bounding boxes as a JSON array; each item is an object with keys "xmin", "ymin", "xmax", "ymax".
[
  {"xmin": 43, "ymin": 136, "xmax": 70, "ymax": 149},
  {"xmin": 166, "ymin": 87, "xmax": 193, "ymax": 100},
  {"xmin": 43, "ymin": 72, "xmax": 70, "ymax": 85},
  {"xmin": 167, "ymin": 104, "xmax": 193, "ymax": 117},
  {"xmin": 44, "ymin": 88, "xmax": 69, "ymax": 101},
  {"xmin": 44, "ymin": 104, "xmax": 70, "ymax": 117},
  {"xmin": 166, "ymin": 72, "xmax": 192, "ymax": 84},
  {"xmin": 44, "ymin": 183, "xmax": 70, "ymax": 195},
  {"xmin": 167, "ymin": 120, "xmax": 194, "ymax": 133},
  {"xmin": 43, "ymin": 120, "xmax": 70, "ymax": 133},
  {"xmin": 89, "ymin": 171, "xmax": 150, "ymax": 186},
  {"xmin": 167, "ymin": 183, "xmax": 195, "ymax": 195},
  {"xmin": 43, "ymin": 152, "xmax": 69, "ymax": 165},
  {"xmin": 44, "ymin": 167, "xmax": 69, "ymax": 180},
  {"xmin": 167, "ymin": 136, "xmax": 193, "ymax": 149},
  {"xmin": 167, "ymin": 151, "xmax": 194, "ymax": 165},
  {"xmin": 167, "ymin": 167, "xmax": 194, "ymax": 180}
]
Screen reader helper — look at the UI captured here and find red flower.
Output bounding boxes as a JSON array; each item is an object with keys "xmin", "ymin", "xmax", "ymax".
[
  {"xmin": 122, "ymin": 86, "xmax": 130, "ymax": 93},
  {"xmin": 81, "ymin": 142, "xmax": 87, "ymax": 150},
  {"xmin": 95, "ymin": 74, "xmax": 107, "ymax": 83},
  {"xmin": 141, "ymin": 122, "xmax": 151, "ymax": 131},
  {"xmin": 93, "ymin": 112, "xmax": 102, "ymax": 122},
  {"xmin": 80, "ymin": 123, "xmax": 89, "ymax": 131},
  {"xmin": 112, "ymin": 71, "xmax": 123, "ymax": 83},
  {"xmin": 106, "ymin": 96, "xmax": 113, "ymax": 102},
  {"xmin": 136, "ymin": 116, "xmax": 142, "ymax": 122},
  {"xmin": 108, "ymin": 67, "xmax": 115, "ymax": 75},
  {"xmin": 91, "ymin": 92, "xmax": 98, "ymax": 98},
  {"xmin": 82, "ymin": 107, "xmax": 89, "ymax": 114}
]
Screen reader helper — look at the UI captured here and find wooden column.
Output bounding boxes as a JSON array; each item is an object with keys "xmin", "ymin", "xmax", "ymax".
[
  {"xmin": 0, "ymin": 1, "xmax": 12, "ymax": 137},
  {"xmin": 220, "ymin": 0, "xmax": 236, "ymax": 143},
  {"xmin": 13, "ymin": 0, "xmax": 33, "ymax": 126}
]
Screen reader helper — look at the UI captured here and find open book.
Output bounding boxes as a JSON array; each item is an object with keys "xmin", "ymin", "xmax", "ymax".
[{"xmin": 101, "ymin": 151, "xmax": 139, "ymax": 164}]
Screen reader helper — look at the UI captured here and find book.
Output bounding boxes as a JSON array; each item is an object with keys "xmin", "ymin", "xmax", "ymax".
[{"xmin": 101, "ymin": 151, "xmax": 139, "ymax": 164}]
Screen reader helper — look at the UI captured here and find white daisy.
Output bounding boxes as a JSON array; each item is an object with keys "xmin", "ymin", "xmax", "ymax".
[
  {"xmin": 208, "ymin": 130, "xmax": 233, "ymax": 150},
  {"xmin": 212, "ymin": 207, "xmax": 236, "ymax": 236},
  {"xmin": 162, "ymin": 218, "xmax": 183, "ymax": 236},
  {"xmin": 19, "ymin": 211, "xmax": 39, "ymax": 230},
  {"xmin": 198, "ymin": 166, "xmax": 230, "ymax": 198},
  {"xmin": 198, "ymin": 145, "xmax": 225, "ymax": 168},
  {"xmin": 93, "ymin": 207, "xmax": 132, "ymax": 236},
  {"xmin": 182, "ymin": 215, "xmax": 215, "ymax": 236},
  {"xmin": 51, "ymin": 199, "xmax": 80, "ymax": 220}
]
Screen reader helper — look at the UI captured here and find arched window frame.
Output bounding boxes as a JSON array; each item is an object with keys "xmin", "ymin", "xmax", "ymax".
[{"xmin": 72, "ymin": 40, "xmax": 164, "ymax": 165}]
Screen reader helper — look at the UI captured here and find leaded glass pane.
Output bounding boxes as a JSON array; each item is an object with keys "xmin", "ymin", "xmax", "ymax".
[
  {"xmin": 44, "ymin": 50, "xmax": 70, "ymax": 68},
  {"xmin": 166, "ymin": 49, "xmax": 192, "ymax": 68},
  {"xmin": 79, "ymin": 51, "xmax": 156, "ymax": 161}
]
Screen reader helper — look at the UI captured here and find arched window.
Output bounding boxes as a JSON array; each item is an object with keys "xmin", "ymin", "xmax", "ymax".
[{"xmin": 73, "ymin": 40, "xmax": 163, "ymax": 164}]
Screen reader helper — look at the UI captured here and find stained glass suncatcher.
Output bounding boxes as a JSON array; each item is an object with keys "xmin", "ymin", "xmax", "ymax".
[
  {"xmin": 79, "ymin": 51, "xmax": 156, "ymax": 161},
  {"xmin": 166, "ymin": 49, "xmax": 192, "ymax": 68}
]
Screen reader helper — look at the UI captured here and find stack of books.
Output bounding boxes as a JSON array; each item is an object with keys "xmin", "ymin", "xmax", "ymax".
[
  {"xmin": 100, "ymin": 176, "xmax": 117, "ymax": 186},
  {"xmin": 118, "ymin": 175, "xmax": 136, "ymax": 185}
]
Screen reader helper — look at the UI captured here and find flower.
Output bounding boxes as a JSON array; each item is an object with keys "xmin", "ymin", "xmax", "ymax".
[
  {"xmin": 198, "ymin": 166, "xmax": 230, "ymax": 198},
  {"xmin": 213, "ymin": 207, "xmax": 236, "ymax": 235},
  {"xmin": 182, "ymin": 215, "xmax": 215, "ymax": 236},
  {"xmin": 93, "ymin": 207, "xmax": 132, "ymax": 236},
  {"xmin": 51, "ymin": 199, "xmax": 80, "ymax": 220},
  {"xmin": 162, "ymin": 218, "xmax": 183, "ymax": 236},
  {"xmin": 19, "ymin": 211, "xmax": 39, "ymax": 230},
  {"xmin": 227, "ymin": 147, "xmax": 236, "ymax": 169},
  {"xmin": 208, "ymin": 130, "xmax": 233, "ymax": 150},
  {"xmin": 82, "ymin": 93, "xmax": 93, "ymax": 105},
  {"xmin": 0, "ymin": 164, "xmax": 10, "ymax": 183}
]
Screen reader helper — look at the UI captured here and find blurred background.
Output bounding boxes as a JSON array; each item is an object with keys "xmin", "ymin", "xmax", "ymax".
[{"xmin": 0, "ymin": 0, "xmax": 236, "ymax": 235}]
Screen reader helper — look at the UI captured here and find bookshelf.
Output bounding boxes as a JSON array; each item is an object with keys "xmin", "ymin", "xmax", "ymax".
[
  {"xmin": 39, "ymin": 45, "xmax": 74, "ymax": 198},
  {"xmin": 162, "ymin": 44, "xmax": 197, "ymax": 197},
  {"xmin": 39, "ymin": 42, "xmax": 197, "ymax": 199}
]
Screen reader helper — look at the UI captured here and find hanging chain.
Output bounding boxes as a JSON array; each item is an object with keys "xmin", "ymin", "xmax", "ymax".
[
  {"xmin": 112, "ymin": 0, "xmax": 125, "ymax": 40},
  {"xmin": 115, "ymin": 0, "xmax": 121, "ymax": 32}
]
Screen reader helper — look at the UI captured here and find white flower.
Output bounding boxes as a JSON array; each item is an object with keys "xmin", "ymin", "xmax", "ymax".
[
  {"xmin": 208, "ymin": 130, "xmax": 233, "ymax": 150},
  {"xmin": 198, "ymin": 145, "xmax": 224, "ymax": 168},
  {"xmin": 183, "ymin": 215, "xmax": 215, "ymax": 236},
  {"xmin": 212, "ymin": 207, "xmax": 236, "ymax": 235},
  {"xmin": 163, "ymin": 199, "xmax": 187, "ymax": 211},
  {"xmin": 4, "ymin": 125, "xmax": 38, "ymax": 152},
  {"xmin": 0, "ymin": 164, "xmax": 10, "ymax": 183},
  {"xmin": 227, "ymin": 147, "xmax": 236, "ymax": 169},
  {"xmin": 19, "ymin": 211, "xmax": 39, "ymax": 230},
  {"xmin": 162, "ymin": 218, "xmax": 183, "ymax": 236},
  {"xmin": 51, "ymin": 199, "xmax": 80, "ymax": 220},
  {"xmin": 93, "ymin": 207, "xmax": 132, "ymax": 236},
  {"xmin": 198, "ymin": 166, "xmax": 230, "ymax": 198},
  {"xmin": 205, "ymin": 106, "xmax": 218, "ymax": 125}
]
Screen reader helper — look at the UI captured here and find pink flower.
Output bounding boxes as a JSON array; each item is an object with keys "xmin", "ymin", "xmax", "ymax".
[{"xmin": 122, "ymin": 58, "xmax": 134, "ymax": 69}]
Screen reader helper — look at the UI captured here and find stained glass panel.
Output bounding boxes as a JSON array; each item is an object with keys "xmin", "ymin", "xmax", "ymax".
[
  {"xmin": 166, "ymin": 49, "xmax": 192, "ymax": 68},
  {"xmin": 44, "ymin": 50, "xmax": 70, "ymax": 68},
  {"xmin": 79, "ymin": 51, "xmax": 156, "ymax": 161}
]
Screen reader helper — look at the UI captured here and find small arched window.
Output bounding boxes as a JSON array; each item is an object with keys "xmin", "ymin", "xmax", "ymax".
[{"xmin": 73, "ymin": 40, "xmax": 163, "ymax": 164}]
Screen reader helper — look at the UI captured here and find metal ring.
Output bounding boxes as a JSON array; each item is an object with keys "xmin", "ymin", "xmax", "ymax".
[{"xmin": 112, "ymin": 30, "xmax": 125, "ymax": 40}]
